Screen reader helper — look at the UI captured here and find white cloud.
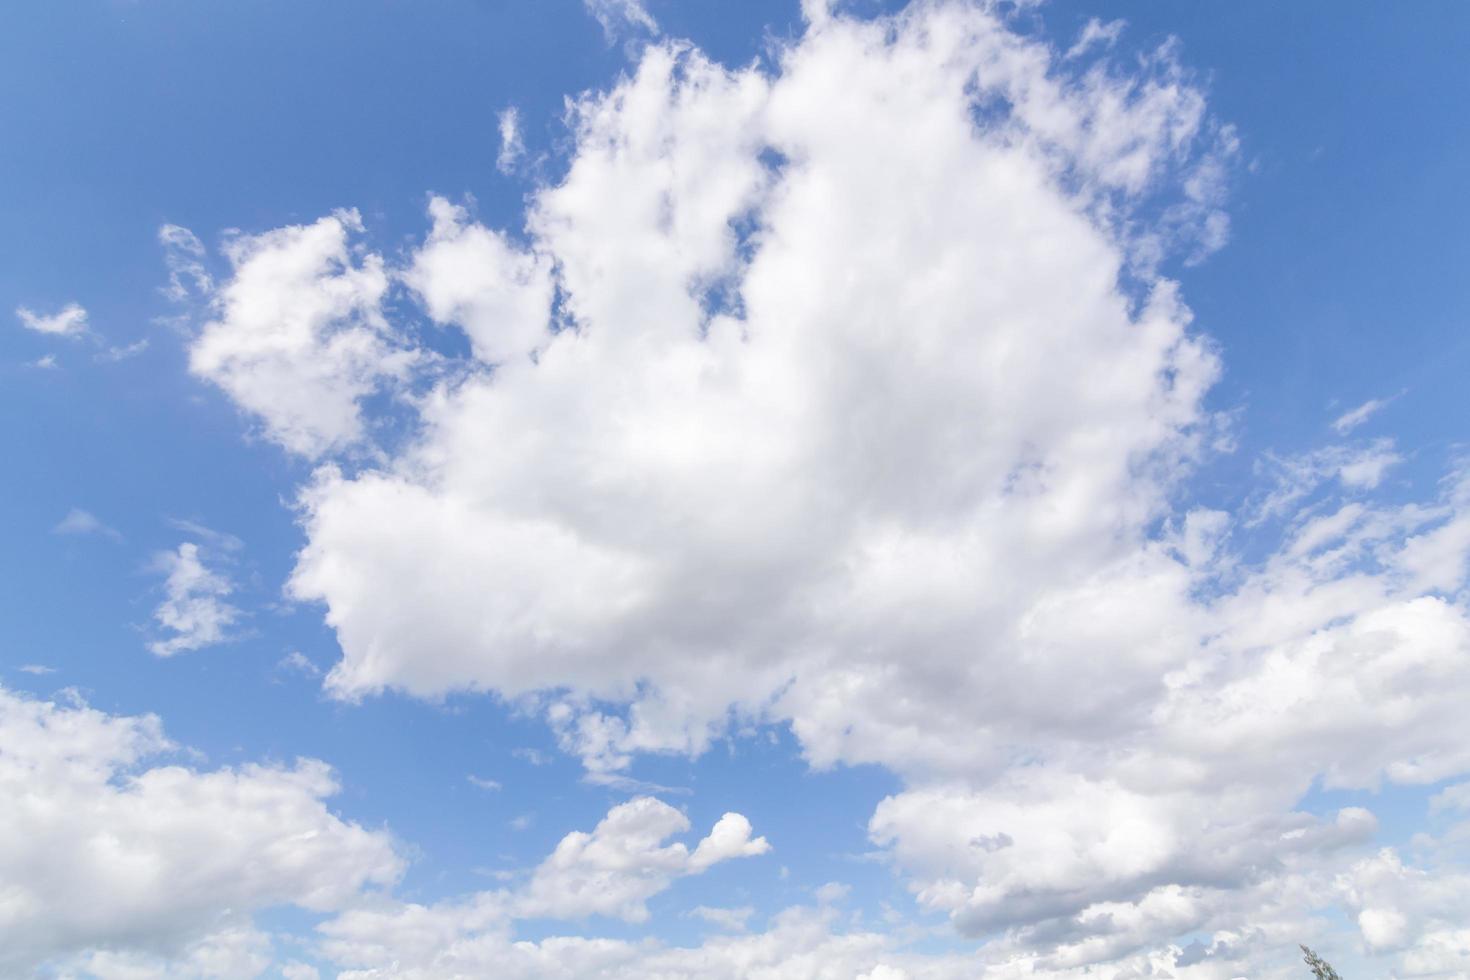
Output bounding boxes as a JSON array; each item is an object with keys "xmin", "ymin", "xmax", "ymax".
[
  {"xmin": 17, "ymin": 664, "xmax": 55, "ymax": 676},
  {"xmin": 17, "ymin": 301, "xmax": 88, "ymax": 336},
  {"xmin": 57, "ymin": 926, "xmax": 274, "ymax": 980},
  {"xmin": 467, "ymin": 774, "xmax": 502, "ymax": 791},
  {"xmin": 52, "ymin": 507, "xmax": 123, "ymax": 542},
  {"xmin": 187, "ymin": 210, "xmax": 418, "ymax": 458},
  {"xmin": 147, "ymin": 542, "xmax": 241, "ymax": 657},
  {"xmin": 0, "ymin": 686, "xmax": 401, "ymax": 975},
  {"xmin": 402, "ymin": 196, "xmax": 554, "ymax": 364},
  {"xmin": 317, "ymin": 894, "xmax": 1293, "ymax": 980},
  {"xmin": 1336, "ymin": 842, "xmax": 1470, "ymax": 974},
  {"xmin": 291, "ymin": 8, "xmax": 1218, "ymax": 756},
  {"xmin": 318, "ymin": 797, "xmax": 770, "ymax": 977},
  {"xmin": 517, "ymin": 797, "xmax": 768, "ymax": 922}
]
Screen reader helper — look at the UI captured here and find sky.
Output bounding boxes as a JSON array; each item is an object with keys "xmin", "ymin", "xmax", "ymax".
[{"xmin": 2, "ymin": 1, "xmax": 1469, "ymax": 977}]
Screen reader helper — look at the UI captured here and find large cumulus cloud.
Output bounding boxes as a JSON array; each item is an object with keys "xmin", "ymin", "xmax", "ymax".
[{"xmin": 172, "ymin": 1, "xmax": 1470, "ymax": 975}]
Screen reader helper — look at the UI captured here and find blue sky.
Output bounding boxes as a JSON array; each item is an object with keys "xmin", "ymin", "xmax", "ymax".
[{"xmin": 3, "ymin": 2, "xmax": 1470, "ymax": 978}]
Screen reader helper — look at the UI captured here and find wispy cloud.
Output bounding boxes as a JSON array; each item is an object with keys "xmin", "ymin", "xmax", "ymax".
[
  {"xmin": 276, "ymin": 651, "xmax": 322, "ymax": 678},
  {"xmin": 1064, "ymin": 17, "xmax": 1124, "ymax": 60},
  {"xmin": 1332, "ymin": 392, "xmax": 1402, "ymax": 435},
  {"xmin": 52, "ymin": 508, "xmax": 123, "ymax": 543},
  {"xmin": 497, "ymin": 107, "xmax": 524, "ymax": 175},
  {"xmin": 16, "ymin": 302, "xmax": 88, "ymax": 337},
  {"xmin": 158, "ymin": 224, "xmax": 212, "ymax": 302},
  {"xmin": 166, "ymin": 518, "xmax": 243, "ymax": 552},
  {"xmin": 583, "ymin": 0, "xmax": 658, "ymax": 42},
  {"xmin": 688, "ymin": 905, "xmax": 754, "ymax": 932},
  {"xmin": 96, "ymin": 338, "xmax": 150, "ymax": 364}
]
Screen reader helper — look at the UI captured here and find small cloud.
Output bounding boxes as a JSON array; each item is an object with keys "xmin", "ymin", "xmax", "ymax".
[
  {"xmin": 497, "ymin": 107, "xmax": 525, "ymax": 175},
  {"xmin": 29, "ymin": 354, "xmax": 59, "ymax": 370},
  {"xmin": 159, "ymin": 224, "xmax": 212, "ymax": 302},
  {"xmin": 510, "ymin": 813, "xmax": 534, "ymax": 831},
  {"xmin": 277, "ymin": 651, "xmax": 321, "ymax": 677},
  {"xmin": 815, "ymin": 881, "xmax": 851, "ymax": 905},
  {"xmin": 16, "ymin": 302, "xmax": 88, "ymax": 337},
  {"xmin": 17, "ymin": 664, "xmax": 56, "ymax": 676},
  {"xmin": 52, "ymin": 508, "xmax": 123, "ymax": 542},
  {"xmin": 468, "ymin": 774, "xmax": 503, "ymax": 791},
  {"xmin": 689, "ymin": 905, "xmax": 754, "ymax": 932},
  {"xmin": 513, "ymin": 747, "xmax": 554, "ymax": 766},
  {"xmin": 1337, "ymin": 441, "xmax": 1400, "ymax": 489},
  {"xmin": 1332, "ymin": 392, "xmax": 1401, "ymax": 435},
  {"xmin": 96, "ymin": 338, "xmax": 150, "ymax": 364},
  {"xmin": 583, "ymin": 770, "xmax": 691, "ymax": 795},
  {"xmin": 166, "ymin": 518, "xmax": 244, "ymax": 552},
  {"xmin": 148, "ymin": 542, "xmax": 241, "ymax": 657}
]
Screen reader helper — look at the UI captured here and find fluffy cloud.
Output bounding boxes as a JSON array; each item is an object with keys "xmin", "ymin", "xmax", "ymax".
[
  {"xmin": 403, "ymin": 196, "xmax": 554, "ymax": 365},
  {"xmin": 519, "ymin": 797, "xmax": 769, "ymax": 922},
  {"xmin": 17, "ymin": 301, "xmax": 89, "ymax": 336},
  {"xmin": 319, "ymin": 796, "xmax": 769, "ymax": 976},
  {"xmin": 1337, "ymin": 847, "xmax": 1470, "ymax": 975},
  {"xmin": 291, "ymin": 4, "xmax": 1218, "ymax": 749},
  {"xmin": 56, "ymin": 926, "xmax": 275, "ymax": 980},
  {"xmin": 173, "ymin": 0, "xmax": 1470, "ymax": 972},
  {"xmin": 187, "ymin": 210, "xmax": 417, "ymax": 458},
  {"xmin": 147, "ymin": 541, "xmax": 241, "ymax": 656},
  {"xmin": 0, "ymin": 686, "xmax": 401, "ymax": 976}
]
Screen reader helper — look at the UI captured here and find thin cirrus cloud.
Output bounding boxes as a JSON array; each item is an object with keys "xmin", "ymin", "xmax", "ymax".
[
  {"xmin": 583, "ymin": 0, "xmax": 659, "ymax": 42},
  {"xmin": 25, "ymin": 0, "xmax": 1455, "ymax": 976},
  {"xmin": 1332, "ymin": 391, "xmax": 1402, "ymax": 435},
  {"xmin": 496, "ymin": 106, "xmax": 525, "ymax": 174},
  {"xmin": 51, "ymin": 507, "xmax": 123, "ymax": 542},
  {"xmin": 16, "ymin": 301, "xmax": 88, "ymax": 337}
]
